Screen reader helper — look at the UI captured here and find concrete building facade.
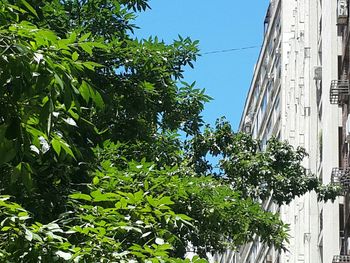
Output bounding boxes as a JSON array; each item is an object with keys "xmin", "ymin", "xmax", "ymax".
[
  {"xmin": 238, "ymin": 0, "xmax": 343, "ymax": 262},
  {"xmin": 329, "ymin": 0, "xmax": 350, "ymax": 262}
]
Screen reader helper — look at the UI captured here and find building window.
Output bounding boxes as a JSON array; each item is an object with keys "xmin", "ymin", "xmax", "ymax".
[
  {"xmin": 254, "ymin": 116, "xmax": 259, "ymax": 138},
  {"xmin": 274, "ymin": 95, "xmax": 280, "ymax": 119},
  {"xmin": 253, "ymin": 84, "xmax": 260, "ymax": 107},
  {"xmin": 266, "ymin": 117, "xmax": 272, "ymax": 138},
  {"xmin": 261, "ymin": 91, "xmax": 267, "ymax": 116}
]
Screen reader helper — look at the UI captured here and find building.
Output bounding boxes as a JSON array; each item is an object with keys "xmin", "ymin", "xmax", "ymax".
[
  {"xmin": 330, "ymin": 0, "xmax": 350, "ymax": 262},
  {"xmin": 238, "ymin": 0, "xmax": 343, "ymax": 262}
]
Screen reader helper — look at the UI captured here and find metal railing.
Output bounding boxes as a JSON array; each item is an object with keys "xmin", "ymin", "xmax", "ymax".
[
  {"xmin": 337, "ymin": 0, "xmax": 348, "ymax": 25},
  {"xmin": 333, "ymin": 255, "xmax": 350, "ymax": 262},
  {"xmin": 331, "ymin": 167, "xmax": 350, "ymax": 190},
  {"xmin": 330, "ymin": 80, "xmax": 350, "ymax": 105}
]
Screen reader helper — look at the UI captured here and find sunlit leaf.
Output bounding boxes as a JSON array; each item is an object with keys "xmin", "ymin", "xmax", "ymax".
[
  {"xmin": 21, "ymin": 0, "xmax": 38, "ymax": 18},
  {"xmin": 72, "ymin": 51, "xmax": 79, "ymax": 61},
  {"xmin": 69, "ymin": 193, "xmax": 92, "ymax": 201}
]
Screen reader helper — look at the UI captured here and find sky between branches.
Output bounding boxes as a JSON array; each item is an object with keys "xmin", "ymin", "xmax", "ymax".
[{"xmin": 135, "ymin": 0, "xmax": 269, "ymax": 130}]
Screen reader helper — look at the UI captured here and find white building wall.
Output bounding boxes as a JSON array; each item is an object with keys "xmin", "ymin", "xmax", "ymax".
[
  {"xmin": 279, "ymin": 0, "xmax": 321, "ymax": 262},
  {"xmin": 238, "ymin": 0, "xmax": 341, "ymax": 262},
  {"xmin": 321, "ymin": 0, "xmax": 341, "ymax": 262}
]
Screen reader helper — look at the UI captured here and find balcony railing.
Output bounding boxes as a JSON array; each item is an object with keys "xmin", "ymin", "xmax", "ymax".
[
  {"xmin": 331, "ymin": 168, "xmax": 350, "ymax": 190},
  {"xmin": 330, "ymin": 80, "xmax": 350, "ymax": 104},
  {"xmin": 337, "ymin": 0, "xmax": 348, "ymax": 25},
  {"xmin": 333, "ymin": 255, "xmax": 350, "ymax": 262}
]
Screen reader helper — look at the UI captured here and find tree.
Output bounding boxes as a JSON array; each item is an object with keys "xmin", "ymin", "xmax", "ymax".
[{"xmin": 0, "ymin": 1, "xmax": 340, "ymax": 262}]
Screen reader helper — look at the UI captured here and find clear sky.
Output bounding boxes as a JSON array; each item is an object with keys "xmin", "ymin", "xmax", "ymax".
[{"xmin": 134, "ymin": 1, "xmax": 270, "ymax": 130}]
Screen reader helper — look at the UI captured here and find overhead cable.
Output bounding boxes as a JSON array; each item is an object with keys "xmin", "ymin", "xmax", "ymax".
[{"xmin": 201, "ymin": 45, "xmax": 262, "ymax": 55}]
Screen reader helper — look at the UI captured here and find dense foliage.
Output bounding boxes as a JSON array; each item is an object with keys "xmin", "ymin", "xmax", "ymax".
[{"xmin": 0, "ymin": 0, "xmax": 340, "ymax": 262}]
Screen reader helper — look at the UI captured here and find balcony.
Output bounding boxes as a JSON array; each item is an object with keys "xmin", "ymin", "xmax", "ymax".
[
  {"xmin": 331, "ymin": 168, "xmax": 350, "ymax": 190},
  {"xmin": 330, "ymin": 80, "xmax": 350, "ymax": 105},
  {"xmin": 337, "ymin": 0, "xmax": 348, "ymax": 25},
  {"xmin": 333, "ymin": 255, "xmax": 350, "ymax": 262}
]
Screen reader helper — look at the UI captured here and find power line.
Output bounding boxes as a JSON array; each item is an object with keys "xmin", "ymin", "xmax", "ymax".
[{"xmin": 201, "ymin": 45, "xmax": 262, "ymax": 55}]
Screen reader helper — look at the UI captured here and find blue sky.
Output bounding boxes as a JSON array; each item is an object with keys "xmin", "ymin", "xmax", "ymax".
[{"xmin": 134, "ymin": 1, "xmax": 269, "ymax": 130}]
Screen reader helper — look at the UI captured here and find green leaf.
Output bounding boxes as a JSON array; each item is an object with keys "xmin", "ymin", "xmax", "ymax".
[
  {"xmin": 92, "ymin": 176, "xmax": 100, "ymax": 185},
  {"xmin": 55, "ymin": 251, "xmax": 72, "ymax": 260},
  {"xmin": 57, "ymin": 39, "xmax": 70, "ymax": 50},
  {"xmin": 69, "ymin": 193, "xmax": 92, "ymax": 201},
  {"xmin": 6, "ymin": 4, "xmax": 27, "ymax": 14},
  {"xmin": 64, "ymin": 88, "xmax": 73, "ymax": 110},
  {"xmin": 18, "ymin": 211, "xmax": 29, "ymax": 220},
  {"xmin": 93, "ymin": 127, "xmax": 108, "ymax": 135},
  {"xmin": 11, "ymin": 163, "xmax": 22, "ymax": 184},
  {"xmin": 37, "ymin": 30, "xmax": 57, "ymax": 43},
  {"xmin": 79, "ymin": 32, "xmax": 91, "ymax": 42},
  {"xmin": 90, "ymin": 190, "xmax": 119, "ymax": 202},
  {"xmin": 146, "ymin": 196, "xmax": 158, "ymax": 207},
  {"xmin": 63, "ymin": 117, "xmax": 77, "ymax": 127},
  {"xmin": 1, "ymin": 226, "xmax": 11, "ymax": 231},
  {"xmin": 25, "ymin": 229, "xmax": 33, "ymax": 241},
  {"xmin": 90, "ymin": 89, "xmax": 104, "ymax": 109},
  {"xmin": 159, "ymin": 196, "xmax": 174, "ymax": 206},
  {"xmin": 134, "ymin": 190, "xmax": 144, "ymax": 202},
  {"xmin": 21, "ymin": 163, "xmax": 33, "ymax": 191},
  {"xmin": 141, "ymin": 81, "xmax": 157, "ymax": 94},
  {"xmin": 78, "ymin": 81, "xmax": 104, "ymax": 108},
  {"xmin": 91, "ymin": 42, "xmax": 108, "ymax": 49},
  {"xmin": 68, "ymin": 109, "xmax": 79, "ymax": 120},
  {"xmin": 157, "ymin": 244, "xmax": 173, "ymax": 251},
  {"xmin": 52, "ymin": 138, "xmax": 61, "ymax": 156},
  {"xmin": 21, "ymin": 0, "xmax": 38, "ymax": 18},
  {"xmin": 82, "ymin": 61, "xmax": 103, "ymax": 71},
  {"xmin": 72, "ymin": 51, "xmax": 79, "ymax": 61},
  {"xmin": 155, "ymin": 237, "xmax": 164, "ymax": 245},
  {"xmin": 47, "ymin": 99, "xmax": 54, "ymax": 135},
  {"xmin": 144, "ymin": 180, "xmax": 149, "ymax": 191},
  {"xmin": 79, "ymin": 81, "xmax": 90, "ymax": 103},
  {"xmin": 51, "ymin": 136, "xmax": 75, "ymax": 159},
  {"xmin": 79, "ymin": 43, "xmax": 93, "ymax": 56},
  {"xmin": 54, "ymin": 74, "xmax": 64, "ymax": 89},
  {"xmin": 60, "ymin": 140, "xmax": 75, "ymax": 159},
  {"xmin": 176, "ymin": 214, "xmax": 192, "ymax": 221},
  {"xmin": 39, "ymin": 97, "xmax": 54, "ymax": 136},
  {"xmin": 69, "ymin": 32, "xmax": 77, "ymax": 43}
]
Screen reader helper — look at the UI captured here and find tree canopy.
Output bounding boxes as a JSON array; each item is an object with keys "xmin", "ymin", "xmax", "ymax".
[{"xmin": 0, "ymin": 0, "xmax": 340, "ymax": 262}]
